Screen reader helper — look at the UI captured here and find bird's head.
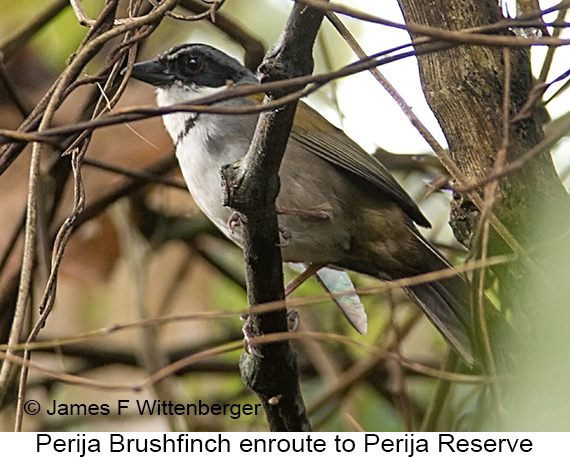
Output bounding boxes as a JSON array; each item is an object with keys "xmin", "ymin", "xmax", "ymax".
[{"xmin": 130, "ymin": 43, "xmax": 258, "ymax": 105}]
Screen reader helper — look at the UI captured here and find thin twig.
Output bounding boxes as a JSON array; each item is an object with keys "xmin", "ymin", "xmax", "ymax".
[
  {"xmin": 148, "ymin": 0, "xmax": 225, "ymax": 21},
  {"xmin": 473, "ymin": 47, "xmax": 513, "ymax": 421},
  {"xmin": 10, "ymin": 0, "xmax": 180, "ymax": 431},
  {"xmin": 82, "ymin": 157, "xmax": 187, "ymax": 189},
  {"xmin": 325, "ymin": 13, "xmax": 449, "ymax": 187},
  {"xmin": 300, "ymin": 0, "xmax": 570, "ymax": 46},
  {"xmin": 69, "ymin": 0, "xmax": 139, "ymax": 27},
  {"xmin": 537, "ymin": 7, "xmax": 568, "ymax": 84}
]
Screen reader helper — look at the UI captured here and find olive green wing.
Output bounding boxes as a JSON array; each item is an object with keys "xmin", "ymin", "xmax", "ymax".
[{"xmin": 291, "ymin": 102, "xmax": 430, "ymax": 228}]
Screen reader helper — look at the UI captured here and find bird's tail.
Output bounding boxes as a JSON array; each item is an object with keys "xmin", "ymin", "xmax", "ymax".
[
  {"xmin": 403, "ymin": 276, "xmax": 474, "ymax": 365},
  {"xmin": 402, "ymin": 234, "xmax": 474, "ymax": 365}
]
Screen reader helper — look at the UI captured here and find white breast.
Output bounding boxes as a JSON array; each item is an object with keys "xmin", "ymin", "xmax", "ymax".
[
  {"xmin": 156, "ymin": 85, "xmax": 252, "ymax": 246},
  {"xmin": 175, "ymin": 131, "xmax": 242, "ymax": 244}
]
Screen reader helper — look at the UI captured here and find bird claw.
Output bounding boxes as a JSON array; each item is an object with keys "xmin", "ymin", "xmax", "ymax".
[
  {"xmin": 240, "ymin": 308, "xmax": 300, "ymax": 356},
  {"xmin": 277, "ymin": 222, "xmax": 292, "ymax": 247},
  {"xmin": 228, "ymin": 211, "xmax": 242, "ymax": 234},
  {"xmin": 241, "ymin": 314, "xmax": 263, "ymax": 358},
  {"xmin": 287, "ymin": 308, "xmax": 300, "ymax": 332},
  {"xmin": 229, "ymin": 210, "xmax": 293, "ymax": 246}
]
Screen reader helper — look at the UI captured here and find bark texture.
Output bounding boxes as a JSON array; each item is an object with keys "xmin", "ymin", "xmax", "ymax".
[
  {"xmin": 397, "ymin": 0, "xmax": 570, "ymax": 429},
  {"xmin": 397, "ymin": 0, "xmax": 570, "ymax": 306}
]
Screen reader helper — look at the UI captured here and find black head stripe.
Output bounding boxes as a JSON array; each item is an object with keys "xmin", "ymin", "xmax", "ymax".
[{"xmin": 158, "ymin": 44, "xmax": 257, "ymax": 88}]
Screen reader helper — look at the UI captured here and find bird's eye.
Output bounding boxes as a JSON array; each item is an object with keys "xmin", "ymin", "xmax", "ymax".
[{"xmin": 186, "ymin": 56, "xmax": 203, "ymax": 72}]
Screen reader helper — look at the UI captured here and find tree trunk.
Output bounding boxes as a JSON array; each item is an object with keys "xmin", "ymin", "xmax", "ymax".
[{"xmin": 397, "ymin": 0, "xmax": 570, "ymax": 429}]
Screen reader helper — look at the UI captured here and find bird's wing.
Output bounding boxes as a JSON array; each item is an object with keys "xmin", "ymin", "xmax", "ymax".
[{"xmin": 291, "ymin": 102, "xmax": 430, "ymax": 228}]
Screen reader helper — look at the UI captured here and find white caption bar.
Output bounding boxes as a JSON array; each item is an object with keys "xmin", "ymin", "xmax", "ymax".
[{"xmin": 3, "ymin": 432, "xmax": 560, "ymax": 456}]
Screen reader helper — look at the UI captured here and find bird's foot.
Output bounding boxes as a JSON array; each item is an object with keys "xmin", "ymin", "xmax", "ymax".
[
  {"xmin": 228, "ymin": 211, "xmax": 242, "ymax": 234},
  {"xmin": 277, "ymin": 222, "xmax": 292, "ymax": 247},
  {"xmin": 287, "ymin": 308, "xmax": 300, "ymax": 332},
  {"xmin": 240, "ymin": 308, "xmax": 300, "ymax": 356},
  {"xmin": 240, "ymin": 313, "xmax": 263, "ymax": 358}
]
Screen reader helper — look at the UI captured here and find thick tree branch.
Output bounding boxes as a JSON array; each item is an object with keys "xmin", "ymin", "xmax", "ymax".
[
  {"xmin": 221, "ymin": 2, "xmax": 326, "ymax": 432},
  {"xmin": 397, "ymin": 0, "xmax": 570, "ymax": 429}
]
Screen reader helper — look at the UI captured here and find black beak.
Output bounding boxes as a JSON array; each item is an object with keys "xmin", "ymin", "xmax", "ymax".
[{"xmin": 129, "ymin": 59, "xmax": 174, "ymax": 86}]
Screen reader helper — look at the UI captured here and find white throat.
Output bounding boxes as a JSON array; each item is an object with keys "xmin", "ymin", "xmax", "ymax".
[{"xmin": 156, "ymin": 84, "xmax": 226, "ymax": 144}]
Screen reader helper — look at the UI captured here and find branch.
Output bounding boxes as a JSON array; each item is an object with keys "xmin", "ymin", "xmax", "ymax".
[
  {"xmin": 220, "ymin": 1, "xmax": 327, "ymax": 432},
  {"xmin": 396, "ymin": 0, "xmax": 570, "ymax": 430}
]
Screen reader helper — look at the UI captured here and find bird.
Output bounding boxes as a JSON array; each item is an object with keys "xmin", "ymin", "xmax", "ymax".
[{"xmin": 129, "ymin": 43, "xmax": 475, "ymax": 364}]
